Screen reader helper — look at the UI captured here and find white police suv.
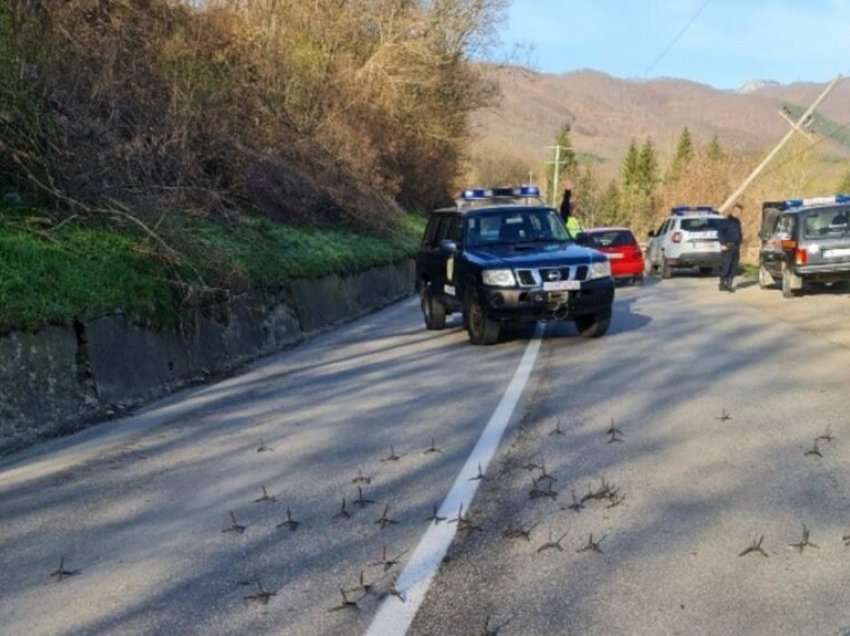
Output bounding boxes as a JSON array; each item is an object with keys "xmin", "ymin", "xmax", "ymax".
[{"xmin": 646, "ymin": 206, "xmax": 724, "ymax": 279}]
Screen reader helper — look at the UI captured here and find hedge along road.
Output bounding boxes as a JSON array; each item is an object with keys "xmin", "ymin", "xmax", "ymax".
[{"xmin": 0, "ymin": 294, "xmax": 545, "ymax": 636}]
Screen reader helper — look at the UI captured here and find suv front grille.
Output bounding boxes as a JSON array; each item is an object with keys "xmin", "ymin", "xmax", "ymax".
[{"xmin": 516, "ymin": 266, "xmax": 588, "ymax": 286}]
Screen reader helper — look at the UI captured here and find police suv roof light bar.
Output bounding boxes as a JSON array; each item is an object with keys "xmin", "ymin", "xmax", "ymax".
[
  {"xmin": 671, "ymin": 205, "xmax": 718, "ymax": 215},
  {"xmin": 457, "ymin": 185, "xmax": 544, "ymax": 207},
  {"xmin": 778, "ymin": 194, "xmax": 850, "ymax": 210}
]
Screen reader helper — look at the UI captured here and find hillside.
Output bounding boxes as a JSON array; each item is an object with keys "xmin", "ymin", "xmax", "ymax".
[{"xmin": 470, "ymin": 67, "xmax": 849, "ymax": 181}]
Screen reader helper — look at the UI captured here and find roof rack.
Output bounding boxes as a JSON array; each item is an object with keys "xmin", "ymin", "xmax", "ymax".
[{"xmin": 456, "ymin": 185, "xmax": 544, "ymax": 208}]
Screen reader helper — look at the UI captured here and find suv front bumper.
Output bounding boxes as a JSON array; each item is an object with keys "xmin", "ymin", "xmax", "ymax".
[{"xmin": 478, "ymin": 278, "xmax": 615, "ymax": 322}]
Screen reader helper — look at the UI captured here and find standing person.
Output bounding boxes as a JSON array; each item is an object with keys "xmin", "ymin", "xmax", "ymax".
[
  {"xmin": 717, "ymin": 203, "xmax": 743, "ymax": 292},
  {"xmin": 560, "ymin": 179, "xmax": 582, "ymax": 239}
]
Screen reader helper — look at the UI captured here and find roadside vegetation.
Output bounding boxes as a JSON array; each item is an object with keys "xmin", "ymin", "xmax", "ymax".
[
  {"xmin": 0, "ymin": 202, "xmax": 424, "ymax": 332},
  {"xmin": 523, "ymin": 124, "xmax": 850, "ymax": 252},
  {"xmin": 0, "ymin": 0, "xmax": 503, "ymax": 331}
]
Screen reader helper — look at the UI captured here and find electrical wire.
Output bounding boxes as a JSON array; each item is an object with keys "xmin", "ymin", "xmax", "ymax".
[{"xmin": 644, "ymin": 0, "xmax": 713, "ymax": 77}]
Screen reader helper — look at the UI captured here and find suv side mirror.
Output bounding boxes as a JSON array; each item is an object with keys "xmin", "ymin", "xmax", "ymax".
[
  {"xmin": 647, "ymin": 230, "xmax": 655, "ymax": 238},
  {"xmin": 438, "ymin": 239, "xmax": 458, "ymax": 253}
]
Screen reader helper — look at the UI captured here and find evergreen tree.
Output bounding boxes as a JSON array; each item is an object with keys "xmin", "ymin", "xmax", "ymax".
[
  {"xmin": 707, "ymin": 134, "xmax": 724, "ymax": 161},
  {"xmin": 545, "ymin": 124, "xmax": 578, "ymax": 203},
  {"xmin": 574, "ymin": 164, "xmax": 600, "ymax": 226},
  {"xmin": 621, "ymin": 140, "xmax": 640, "ymax": 189},
  {"xmin": 667, "ymin": 127, "xmax": 694, "ymax": 181},
  {"xmin": 637, "ymin": 138, "xmax": 659, "ymax": 194},
  {"xmin": 600, "ymin": 179, "xmax": 621, "ymax": 225},
  {"xmin": 838, "ymin": 169, "xmax": 850, "ymax": 194}
]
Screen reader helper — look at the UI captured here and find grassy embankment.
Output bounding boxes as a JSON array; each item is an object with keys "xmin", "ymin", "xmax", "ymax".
[{"xmin": 0, "ymin": 204, "xmax": 424, "ymax": 333}]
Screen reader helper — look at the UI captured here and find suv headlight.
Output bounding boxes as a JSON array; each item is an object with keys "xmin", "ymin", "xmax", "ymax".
[
  {"xmin": 588, "ymin": 260, "xmax": 611, "ymax": 279},
  {"xmin": 481, "ymin": 269, "xmax": 517, "ymax": 287}
]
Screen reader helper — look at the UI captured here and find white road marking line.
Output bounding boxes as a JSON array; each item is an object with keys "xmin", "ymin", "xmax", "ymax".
[{"xmin": 365, "ymin": 324, "xmax": 544, "ymax": 636}]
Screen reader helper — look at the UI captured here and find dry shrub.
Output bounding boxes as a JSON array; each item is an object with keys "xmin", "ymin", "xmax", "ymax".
[{"xmin": 1, "ymin": 0, "xmax": 505, "ymax": 232}]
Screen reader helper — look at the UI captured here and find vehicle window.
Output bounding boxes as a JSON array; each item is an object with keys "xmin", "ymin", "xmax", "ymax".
[
  {"xmin": 435, "ymin": 216, "xmax": 452, "ymax": 242},
  {"xmin": 803, "ymin": 207, "xmax": 850, "ymax": 239},
  {"xmin": 681, "ymin": 217, "xmax": 723, "ymax": 232},
  {"xmin": 580, "ymin": 230, "xmax": 637, "ymax": 247},
  {"xmin": 423, "ymin": 217, "xmax": 440, "ymax": 247},
  {"xmin": 775, "ymin": 214, "xmax": 794, "ymax": 238},
  {"xmin": 465, "ymin": 209, "xmax": 569, "ymax": 246},
  {"xmin": 445, "ymin": 215, "xmax": 463, "ymax": 243}
]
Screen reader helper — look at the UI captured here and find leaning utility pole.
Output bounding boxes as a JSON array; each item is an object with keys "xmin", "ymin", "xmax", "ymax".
[
  {"xmin": 545, "ymin": 145, "xmax": 568, "ymax": 206},
  {"xmin": 718, "ymin": 74, "xmax": 843, "ymax": 213}
]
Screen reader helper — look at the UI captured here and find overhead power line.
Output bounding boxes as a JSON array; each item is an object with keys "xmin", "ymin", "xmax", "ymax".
[{"xmin": 644, "ymin": 0, "xmax": 713, "ymax": 77}]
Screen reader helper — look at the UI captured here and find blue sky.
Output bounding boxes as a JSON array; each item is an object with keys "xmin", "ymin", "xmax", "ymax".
[{"xmin": 497, "ymin": 0, "xmax": 850, "ymax": 89}]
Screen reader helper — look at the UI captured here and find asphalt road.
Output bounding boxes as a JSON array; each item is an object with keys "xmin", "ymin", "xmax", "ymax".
[{"xmin": 3, "ymin": 277, "xmax": 850, "ymax": 636}]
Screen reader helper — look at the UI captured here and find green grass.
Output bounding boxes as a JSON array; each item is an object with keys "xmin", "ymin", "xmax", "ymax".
[{"xmin": 0, "ymin": 207, "xmax": 424, "ymax": 332}]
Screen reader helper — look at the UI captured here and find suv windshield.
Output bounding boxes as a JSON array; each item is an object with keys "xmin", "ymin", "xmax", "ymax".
[
  {"xmin": 464, "ymin": 209, "xmax": 569, "ymax": 246},
  {"xmin": 803, "ymin": 206, "xmax": 850, "ymax": 239},
  {"xmin": 578, "ymin": 230, "xmax": 636, "ymax": 248},
  {"xmin": 681, "ymin": 217, "xmax": 723, "ymax": 232}
]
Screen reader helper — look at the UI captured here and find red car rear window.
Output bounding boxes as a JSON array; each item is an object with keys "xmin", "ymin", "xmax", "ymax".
[{"xmin": 579, "ymin": 230, "xmax": 637, "ymax": 248}]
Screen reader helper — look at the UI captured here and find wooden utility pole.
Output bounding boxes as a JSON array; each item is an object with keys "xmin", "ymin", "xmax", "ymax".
[
  {"xmin": 718, "ymin": 75, "xmax": 842, "ymax": 213},
  {"xmin": 545, "ymin": 145, "xmax": 567, "ymax": 206}
]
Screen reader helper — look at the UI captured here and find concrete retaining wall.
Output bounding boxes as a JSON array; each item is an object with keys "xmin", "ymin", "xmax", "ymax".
[{"xmin": 0, "ymin": 259, "xmax": 415, "ymax": 455}]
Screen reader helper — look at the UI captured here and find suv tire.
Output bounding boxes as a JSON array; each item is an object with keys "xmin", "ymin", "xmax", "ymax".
[
  {"xmin": 420, "ymin": 284, "xmax": 447, "ymax": 329},
  {"xmin": 466, "ymin": 293, "xmax": 500, "ymax": 345},
  {"xmin": 575, "ymin": 309, "xmax": 611, "ymax": 338},
  {"xmin": 661, "ymin": 257, "xmax": 672, "ymax": 279},
  {"xmin": 781, "ymin": 264, "xmax": 802, "ymax": 299},
  {"xmin": 758, "ymin": 264, "xmax": 776, "ymax": 290}
]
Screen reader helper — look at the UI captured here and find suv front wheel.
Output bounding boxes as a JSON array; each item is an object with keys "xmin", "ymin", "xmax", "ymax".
[
  {"xmin": 421, "ymin": 284, "xmax": 447, "ymax": 330},
  {"xmin": 466, "ymin": 292, "xmax": 500, "ymax": 345},
  {"xmin": 575, "ymin": 309, "xmax": 612, "ymax": 338}
]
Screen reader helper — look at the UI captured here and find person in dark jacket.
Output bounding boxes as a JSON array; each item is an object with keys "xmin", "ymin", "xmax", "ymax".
[
  {"xmin": 717, "ymin": 203, "xmax": 743, "ymax": 292},
  {"xmin": 559, "ymin": 179, "xmax": 582, "ymax": 238}
]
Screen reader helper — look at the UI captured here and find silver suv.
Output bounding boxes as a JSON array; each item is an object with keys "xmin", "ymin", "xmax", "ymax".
[{"xmin": 646, "ymin": 207, "xmax": 724, "ymax": 278}]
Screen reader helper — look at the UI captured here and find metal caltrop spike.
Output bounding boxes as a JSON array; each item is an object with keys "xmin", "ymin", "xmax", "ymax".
[
  {"xmin": 424, "ymin": 438, "xmax": 443, "ymax": 454},
  {"xmin": 469, "ymin": 463, "xmax": 490, "ymax": 482},
  {"xmin": 739, "ymin": 535, "xmax": 768, "ymax": 557},
  {"xmin": 253, "ymin": 485, "xmax": 276, "ymax": 504},
  {"xmin": 49, "ymin": 555, "xmax": 80, "ymax": 581},
  {"xmin": 327, "ymin": 587, "xmax": 359, "ymax": 612},
  {"xmin": 577, "ymin": 532, "xmax": 606, "ymax": 554},
  {"xmin": 222, "ymin": 511, "xmax": 246, "ymax": 534},
  {"xmin": 332, "ymin": 497, "xmax": 352, "ymax": 520},
  {"xmin": 789, "ymin": 524, "xmax": 818, "ymax": 553},
  {"xmin": 276, "ymin": 507, "xmax": 300, "ymax": 531},
  {"xmin": 353, "ymin": 486, "xmax": 375, "ymax": 508},
  {"xmin": 375, "ymin": 504, "xmax": 400, "ymax": 529},
  {"xmin": 243, "ymin": 579, "xmax": 276, "ymax": 605},
  {"xmin": 537, "ymin": 527, "xmax": 568, "ymax": 553},
  {"xmin": 426, "ymin": 504, "xmax": 446, "ymax": 525}
]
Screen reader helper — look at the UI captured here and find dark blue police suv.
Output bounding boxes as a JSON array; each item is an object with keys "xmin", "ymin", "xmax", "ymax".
[{"xmin": 416, "ymin": 186, "xmax": 615, "ymax": 345}]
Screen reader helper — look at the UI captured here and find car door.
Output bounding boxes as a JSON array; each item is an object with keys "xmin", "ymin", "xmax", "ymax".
[
  {"xmin": 801, "ymin": 207, "xmax": 850, "ymax": 268},
  {"xmin": 418, "ymin": 213, "xmax": 443, "ymax": 293},
  {"xmin": 435, "ymin": 214, "xmax": 462, "ymax": 303},
  {"xmin": 648, "ymin": 219, "xmax": 669, "ymax": 266}
]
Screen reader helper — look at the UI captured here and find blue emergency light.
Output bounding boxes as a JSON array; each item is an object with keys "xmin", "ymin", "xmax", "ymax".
[
  {"xmin": 461, "ymin": 188, "xmax": 488, "ymax": 200},
  {"xmin": 779, "ymin": 194, "xmax": 850, "ymax": 210},
  {"xmin": 459, "ymin": 185, "xmax": 542, "ymax": 201},
  {"xmin": 671, "ymin": 205, "xmax": 717, "ymax": 215}
]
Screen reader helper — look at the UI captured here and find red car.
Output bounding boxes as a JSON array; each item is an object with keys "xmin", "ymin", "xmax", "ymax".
[{"xmin": 577, "ymin": 227, "xmax": 645, "ymax": 284}]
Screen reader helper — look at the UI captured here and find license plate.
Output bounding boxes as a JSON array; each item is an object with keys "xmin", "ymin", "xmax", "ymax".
[
  {"xmin": 543, "ymin": 280, "xmax": 580, "ymax": 291},
  {"xmin": 824, "ymin": 248, "xmax": 850, "ymax": 258},
  {"xmin": 607, "ymin": 253, "xmax": 624, "ymax": 259}
]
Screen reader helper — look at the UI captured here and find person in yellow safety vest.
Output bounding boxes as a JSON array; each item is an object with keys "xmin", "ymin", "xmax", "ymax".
[{"xmin": 559, "ymin": 180, "xmax": 582, "ymax": 239}]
